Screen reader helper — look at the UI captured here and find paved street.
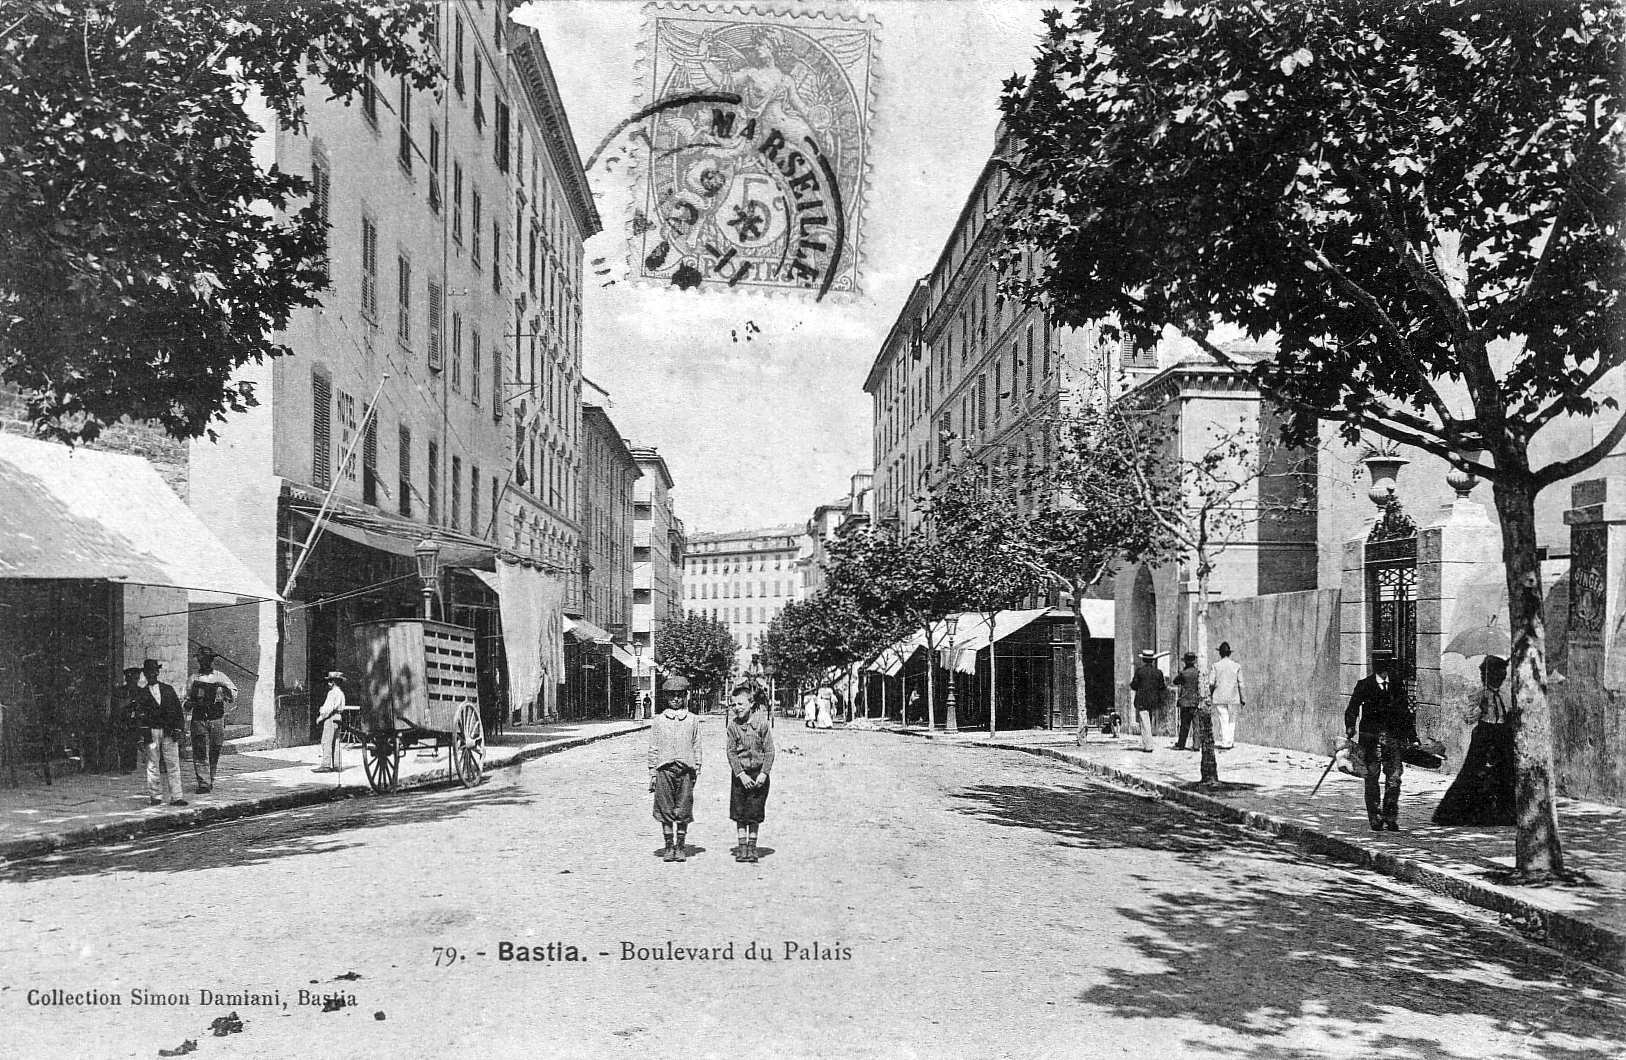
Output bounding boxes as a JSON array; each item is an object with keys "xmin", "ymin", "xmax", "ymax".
[{"xmin": 3, "ymin": 726, "xmax": 1621, "ymax": 1060}]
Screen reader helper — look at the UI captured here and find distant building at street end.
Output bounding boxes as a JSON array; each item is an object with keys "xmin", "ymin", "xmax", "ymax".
[
  {"xmin": 187, "ymin": 2, "xmax": 600, "ymax": 738},
  {"xmin": 799, "ymin": 470, "xmax": 874, "ymax": 599},
  {"xmin": 685, "ymin": 526, "xmax": 805, "ymax": 672}
]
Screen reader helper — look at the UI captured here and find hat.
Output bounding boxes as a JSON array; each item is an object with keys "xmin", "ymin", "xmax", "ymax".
[
  {"xmin": 1182, "ymin": 652, "xmax": 1197, "ymax": 663},
  {"xmin": 197, "ymin": 647, "xmax": 217, "ymax": 659},
  {"xmin": 122, "ymin": 665, "xmax": 143, "ymax": 677},
  {"xmin": 142, "ymin": 658, "xmax": 162, "ymax": 670},
  {"xmin": 326, "ymin": 671, "xmax": 346, "ymax": 682},
  {"xmin": 1138, "ymin": 649, "xmax": 1156, "ymax": 660}
]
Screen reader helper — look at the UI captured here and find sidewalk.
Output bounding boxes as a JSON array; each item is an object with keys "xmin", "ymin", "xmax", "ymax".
[
  {"xmin": 892, "ymin": 726, "xmax": 1626, "ymax": 974},
  {"xmin": 0, "ymin": 716, "xmax": 647, "ymax": 863}
]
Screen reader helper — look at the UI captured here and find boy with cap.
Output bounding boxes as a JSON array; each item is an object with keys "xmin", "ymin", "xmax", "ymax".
[
  {"xmin": 648, "ymin": 691, "xmax": 702, "ymax": 862},
  {"xmin": 186, "ymin": 647, "xmax": 237, "ymax": 793},
  {"xmin": 141, "ymin": 658, "xmax": 187, "ymax": 806}
]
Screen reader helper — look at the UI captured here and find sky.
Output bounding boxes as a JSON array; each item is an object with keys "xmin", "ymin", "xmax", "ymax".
[{"xmin": 516, "ymin": 0, "xmax": 1050, "ymax": 534}]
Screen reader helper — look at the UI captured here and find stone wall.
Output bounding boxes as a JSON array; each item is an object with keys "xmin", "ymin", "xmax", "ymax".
[
  {"xmin": 1206, "ymin": 588, "xmax": 1342, "ymax": 755},
  {"xmin": 0, "ymin": 387, "xmax": 189, "ymax": 501}
]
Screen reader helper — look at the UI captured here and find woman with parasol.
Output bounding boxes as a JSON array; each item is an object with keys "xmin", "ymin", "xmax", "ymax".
[{"xmin": 1433, "ymin": 621, "xmax": 1516, "ymax": 826}]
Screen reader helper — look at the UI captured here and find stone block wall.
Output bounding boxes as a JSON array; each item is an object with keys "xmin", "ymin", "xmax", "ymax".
[
  {"xmin": 1207, "ymin": 588, "xmax": 1342, "ymax": 755},
  {"xmin": 0, "ymin": 387, "xmax": 188, "ymax": 500}
]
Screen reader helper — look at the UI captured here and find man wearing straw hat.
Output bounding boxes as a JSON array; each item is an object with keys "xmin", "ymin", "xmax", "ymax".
[
  {"xmin": 313, "ymin": 672, "xmax": 349, "ymax": 773},
  {"xmin": 141, "ymin": 658, "xmax": 187, "ymax": 806},
  {"xmin": 1129, "ymin": 649, "xmax": 1167, "ymax": 753}
]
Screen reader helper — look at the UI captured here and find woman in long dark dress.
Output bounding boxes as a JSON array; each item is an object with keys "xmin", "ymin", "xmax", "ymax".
[{"xmin": 1433, "ymin": 655, "xmax": 1516, "ymax": 826}]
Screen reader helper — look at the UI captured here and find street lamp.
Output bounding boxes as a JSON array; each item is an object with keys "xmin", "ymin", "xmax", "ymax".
[
  {"xmin": 631, "ymin": 641, "xmax": 646, "ymax": 719},
  {"xmin": 943, "ymin": 613, "xmax": 960, "ymax": 734},
  {"xmin": 414, "ymin": 538, "xmax": 441, "ymax": 620}
]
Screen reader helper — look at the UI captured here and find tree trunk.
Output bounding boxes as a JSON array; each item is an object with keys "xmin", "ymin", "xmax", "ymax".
[
  {"xmin": 1071, "ymin": 581, "xmax": 1090, "ymax": 745},
  {"xmin": 1194, "ymin": 559, "xmax": 1219, "ymax": 785},
  {"xmin": 922, "ymin": 626, "xmax": 937, "ymax": 730},
  {"xmin": 1492, "ymin": 471, "xmax": 1566, "ymax": 878}
]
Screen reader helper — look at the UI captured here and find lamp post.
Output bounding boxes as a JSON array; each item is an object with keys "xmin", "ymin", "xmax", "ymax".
[
  {"xmin": 414, "ymin": 538, "xmax": 441, "ymax": 620},
  {"xmin": 943, "ymin": 613, "xmax": 960, "ymax": 734},
  {"xmin": 631, "ymin": 641, "xmax": 646, "ymax": 719}
]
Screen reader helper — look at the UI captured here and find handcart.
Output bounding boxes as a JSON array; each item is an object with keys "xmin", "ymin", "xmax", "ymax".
[{"xmin": 349, "ymin": 618, "xmax": 486, "ymax": 794}]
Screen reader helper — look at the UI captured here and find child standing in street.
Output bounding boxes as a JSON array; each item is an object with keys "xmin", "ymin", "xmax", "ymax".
[
  {"xmin": 726, "ymin": 683, "xmax": 776, "ymax": 864},
  {"xmin": 648, "ymin": 693, "xmax": 701, "ymax": 862}
]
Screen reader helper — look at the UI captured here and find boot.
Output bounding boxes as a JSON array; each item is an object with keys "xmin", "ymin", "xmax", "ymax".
[
  {"xmin": 674, "ymin": 832, "xmax": 688, "ymax": 862},
  {"xmin": 744, "ymin": 837, "xmax": 760, "ymax": 863},
  {"xmin": 733, "ymin": 837, "xmax": 747, "ymax": 862},
  {"xmin": 662, "ymin": 837, "xmax": 677, "ymax": 862}
]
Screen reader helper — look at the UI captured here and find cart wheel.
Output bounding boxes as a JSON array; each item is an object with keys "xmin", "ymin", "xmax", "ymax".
[
  {"xmin": 363, "ymin": 734, "xmax": 400, "ymax": 794},
  {"xmin": 452, "ymin": 703, "xmax": 485, "ymax": 789}
]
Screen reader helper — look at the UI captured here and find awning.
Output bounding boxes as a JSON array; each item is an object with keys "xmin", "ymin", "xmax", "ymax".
[
  {"xmin": 468, "ymin": 569, "xmax": 501, "ymax": 595},
  {"xmin": 565, "ymin": 615, "xmax": 614, "ymax": 644},
  {"xmin": 1051, "ymin": 601, "xmax": 1114, "ymax": 639},
  {"xmin": 0, "ymin": 433, "xmax": 279, "ymax": 599},
  {"xmin": 286, "ymin": 500, "xmax": 499, "ymax": 570},
  {"xmin": 610, "ymin": 644, "xmax": 637, "ymax": 669},
  {"xmin": 947, "ymin": 609, "xmax": 1052, "ymax": 673}
]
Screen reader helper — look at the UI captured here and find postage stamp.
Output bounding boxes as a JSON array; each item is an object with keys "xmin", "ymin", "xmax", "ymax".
[{"xmin": 627, "ymin": 3, "xmax": 877, "ymax": 300}]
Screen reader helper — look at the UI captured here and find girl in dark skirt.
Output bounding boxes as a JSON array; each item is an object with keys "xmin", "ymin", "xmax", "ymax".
[
  {"xmin": 726, "ymin": 683, "xmax": 776, "ymax": 863},
  {"xmin": 1433, "ymin": 655, "xmax": 1516, "ymax": 826}
]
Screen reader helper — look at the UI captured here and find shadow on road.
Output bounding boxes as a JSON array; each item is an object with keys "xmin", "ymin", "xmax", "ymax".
[
  {"xmin": 952, "ymin": 780, "xmax": 1625, "ymax": 1059},
  {"xmin": 1, "ymin": 784, "xmax": 538, "ymax": 884}
]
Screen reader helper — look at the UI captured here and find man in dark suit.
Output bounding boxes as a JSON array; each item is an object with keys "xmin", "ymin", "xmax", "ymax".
[
  {"xmin": 140, "ymin": 658, "xmax": 187, "ymax": 807},
  {"xmin": 1344, "ymin": 657, "xmax": 1416, "ymax": 832}
]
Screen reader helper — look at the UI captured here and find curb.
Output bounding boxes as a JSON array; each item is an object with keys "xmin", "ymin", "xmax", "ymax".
[
  {"xmin": 892, "ymin": 729, "xmax": 1625, "ymax": 975},
  {"xmin": 0, "ymin": 724, "xmax": 648, "ymax": 865}
]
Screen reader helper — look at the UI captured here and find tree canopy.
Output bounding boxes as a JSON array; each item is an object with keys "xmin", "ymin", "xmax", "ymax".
[
  {"xmin": 654, "ymin": 613, "xmax": 738, "ymax": 696},
  {"xmin": 0, "ymin": 0, "xmax": 441, "ymax": 442}
]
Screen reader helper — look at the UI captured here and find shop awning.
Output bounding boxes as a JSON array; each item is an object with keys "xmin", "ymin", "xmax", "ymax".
[
  {"xmin": 947, "ymin": 609, "xmax": 1052, "ymax": 672},
  {"xmin": 610, "ymin": 644, "xmax": 637, "ymax": 669},
  {"xmin": 287, "ymin": 501, "xmax": 498, "ymax": 570},
  {"xmin": 565, "ymin": 615, "xmax": 614, "ymax": 644},
  {"xmin": 0, "ymin": 433, "xmax": 279, "ymax": 599},
  {"xmin": 1051, "ymin": 601, "xmax": 1115, "ymax": 639}
]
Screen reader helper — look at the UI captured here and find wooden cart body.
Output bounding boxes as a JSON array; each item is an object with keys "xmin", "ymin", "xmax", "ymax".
[{"xmin": 346, "ymin": 618, "xmax": 485, "ymax": 792}]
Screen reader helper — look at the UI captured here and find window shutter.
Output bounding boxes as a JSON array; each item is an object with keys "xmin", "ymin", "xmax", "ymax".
[
  {"xmin": 363, "ymin": 415, "xmax": 378, "ymax": 506},
  {"xmin": 427, "ymin": 278, "xmax": 442, "ymax": 369},
  {"xmin": 398, "ymin": 426, "xmax": 413, "ymax": 517},
  {"xmin": 311, "ymin": 157, "xmax": 331, "ymax": 278},
  {"xmin": 450, "ymin": 310, "xmax": 461, "ymax": 390},
  {"xmin": 311, "ymin": 370, "xmax": 332, "ymax": 489},
  {"xmin": 471, "ymin": 329, "xmax": 482, "ymax": 406},
  {"xmin": 360, "ymin": 217, "xmax": 378, "ymax": 320},
  {"xmin": 428, "ymin": 439, "xmax": 440, "ymax": 524}
]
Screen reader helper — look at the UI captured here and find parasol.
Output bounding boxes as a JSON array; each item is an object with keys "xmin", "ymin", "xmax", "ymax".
[{"xmin": 1443, "ymin": 618, "xmax": 1511, "ymax": 659}]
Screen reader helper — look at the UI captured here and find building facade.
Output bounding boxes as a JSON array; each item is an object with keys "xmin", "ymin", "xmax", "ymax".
[
  {"xmin": 629, "ymin": 445, "xmax": 681, "ymax": 698},
  {"xmin": 580, "ymin": 402, "xmax": 639, "ymax": 632},
  {"xmin": 685, "ymin": 527, "xmax": 805, "ymax": 670},
  {"xmin": 189, "ymin": 3, "xmax": 600, "ymax": 736}
]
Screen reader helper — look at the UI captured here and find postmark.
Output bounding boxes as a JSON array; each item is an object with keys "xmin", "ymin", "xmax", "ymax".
[{"xmin": 626, "ymin": 3, "xmax": 877, "ymax": 299}]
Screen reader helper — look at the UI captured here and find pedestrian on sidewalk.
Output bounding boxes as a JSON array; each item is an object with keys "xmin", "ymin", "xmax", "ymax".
[
  {"xmin": 1345, "ymin": 657, "xmax": 1416, "ymax": 832},
  {"xmin": 1171, "ymin": 652, "xmax": 1201, "ymax": 750},
  {"xmin": 313, "ymin": 672, "xmax": 348, "ymax": 773},
  {"xmin": 140, "ymin": 658, "xmax": 186, "ymax": 807},
  {"xmin": 648, "ymin": 693, "xmax": 701, "ymax": 863},
  {"xmin": 1208, "ymin": 642, "xmax": 1245, "ymax": 749},
  {"xmin": 185, "ymin": 648, "xmax": 236, "ymax": 794},
  {"xmin": 1432, "ymin": 655, "xmax": 1515, "ymax": 826},
  {"xmin": 1130, "ymin": 649, "xmax": 1167, "ymax": 753},
  {"xmin": 726, "ymin": 682, "xmax": 775, "ymax": 864}
]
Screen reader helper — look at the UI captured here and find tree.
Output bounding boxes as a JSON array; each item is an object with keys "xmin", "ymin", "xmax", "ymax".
[
  {"xmin": 0, "ymin": 0, "xmax": 441, "ymax": 443},
  {"xmin": 928, "ymin": 468, "xmax": 1042, "ymax": 734},
  {"xmin": 1001, "ymin": 0, "xmax": 1623, "ymax": 876},
  {"xmin": 1006, "ymin": 402, "xmax": 1172, "ymax": 743},
  {"xmin": 654, "ymin": 613, "xmax": 738, "ymax": 706},
  {"xmin": 760, "ymin": 591, "xmax": 891, "ymax": 715}
]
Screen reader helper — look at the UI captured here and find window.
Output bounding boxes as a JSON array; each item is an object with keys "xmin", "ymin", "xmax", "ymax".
[
  {"xmin": 310, "ymin": 155, "xmax": 331, "ymax": 277},
  {"xmin": 491, "ymin": 222, "xmax": 501, "ymax": 293},
  {"xmin": 396, "ymin": 254, "xmax": 412, "ymax": 345},
  {"xmin": 1026, "ymin": 325, "xmax": 1035, "ymax": 391},
  {"xmin": 938, "ymin": 410, "xmax": 952, "ymax": 463},
  {"xmin": 450, "ymin": 311, "xmax": 462, "ymax": 391},
  {"xmin": 471, "ymin": 328, "xmax": 482, "ymax": 406},
  {"xmin": 311, "ymin": 369, "xmax": 332, "ymax": 489},
  {"xmin": 451, "ymin": 455, "xmax": 462, "ymax": 531},
  {"xmin": 426, "ymin": 277, "xmax": 443, "ymax": 369},
  {"xmin": 473, "ymin": 54, "xmax": 484, "ymax": 131},
  {"xmin": 977, "ymin": 373, "xmax": 987, "ymax": 431},
  {"xmin": 362, "ymin": 415, "xmax": 378, "ymax": 505},
  {"xmin": 470, "ymin": 190, "xmax": 482, "ymax": 265},
  {"xmin": 453, "ymin": 14, "xmax": 465, "ymax": 95},
  {"xmin": 527, "ymin": 224, "xmax": 537, "ymax": 295},
  {"xmin": 360, "ymin": 216, "xmax": 379, "ymax": 321},
  {"xmin": 397, "ymin": 79, "xmax": 413, "ymax": 171},
  {"xmin": 470, "ymin": 463, "xmax": 480, "ymax": 533},
  {"xmin": 337, "ymin": 391, "xmax": 359, "ymax": 482},
  {"xmin": 994, "ymin": 359, "xmax": 1002, "ymax": 424},
  {"xmin": 495, "ymin": 100, "xmax": 511, "ymax": 172},
  {"xmin": 398, "ymin": 426, "xmax": 413, "ymax": 517},
  {"xmin": 428, "ymin": 439, "xmax": 440, "ymax": 524},
  {"xmin": 427, "ymin": 124, "xmax": 441, "ymax": 211},
  {"xmin": 1043, "ymin": 314, "xmax": 1052, "ymax": 377},
  {"xmin": 451, "ymin": 161, "xmax": 462, "ymax": 241},
  {"xmin": 360, "ymin": 65, "xmax": 378, "ymax": 126}
]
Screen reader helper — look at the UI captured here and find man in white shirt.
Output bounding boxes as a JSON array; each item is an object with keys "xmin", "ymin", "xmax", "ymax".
[
  {"xmin": 313, "ymin": 671, "xmax": 349, "ymax": 773},
  {"xmin": 1208, "ymin": 642, "xmax": 1246, "ymax": 750},
  {"xmin": 186, "ymin": 648, "xmax": 237, "ymax": 793}
]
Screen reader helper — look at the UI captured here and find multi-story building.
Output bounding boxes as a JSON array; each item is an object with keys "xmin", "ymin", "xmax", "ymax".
[
  {"xmin": 684, "ymin": 526, "xmax": 805, "ymax": 671},
  {"xmin": 629, "ymin": 444, "xmax": 681, "ymax": 697},
  {"xmin": 800, "ymin": 471, "xmax": 873, "ymax": 598},
  {"xmin": 580, "ymin": 401, "xmax": 639, "ymax": 632},
  {"xmin": 189, "ymin": 3, "xmax": 599, "ymax": 736}
]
